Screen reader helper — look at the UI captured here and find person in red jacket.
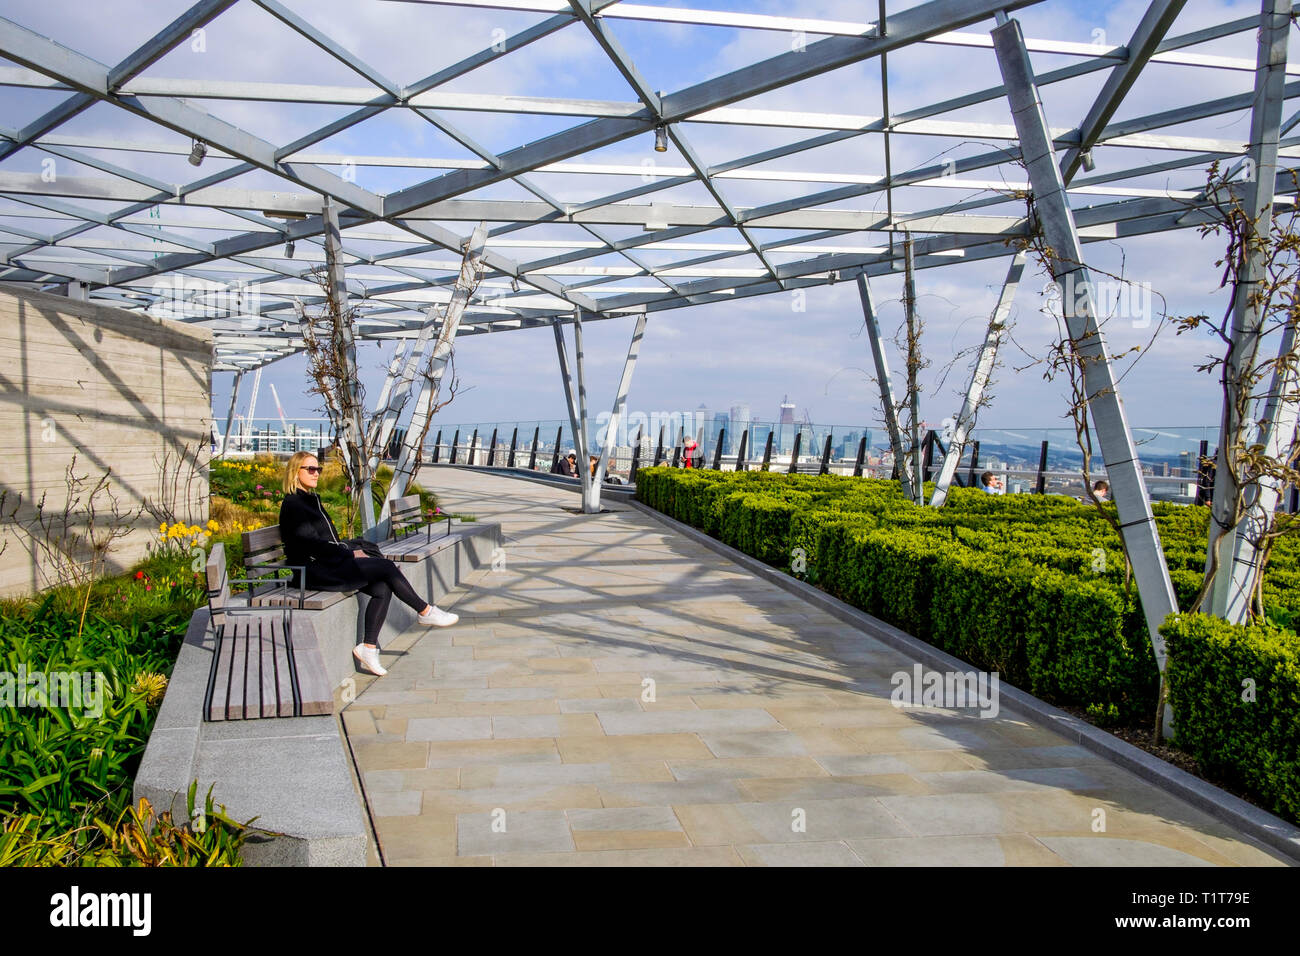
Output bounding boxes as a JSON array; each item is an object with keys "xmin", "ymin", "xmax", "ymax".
[{"xmin": 683, "ymin": 438, "xmax": 701, "ymax": 469}]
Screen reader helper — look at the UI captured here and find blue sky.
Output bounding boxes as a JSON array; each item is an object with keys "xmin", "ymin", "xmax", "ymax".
[{"xmin": 0, "ymin": 0, "xmax": 1279, "ymax": 431}]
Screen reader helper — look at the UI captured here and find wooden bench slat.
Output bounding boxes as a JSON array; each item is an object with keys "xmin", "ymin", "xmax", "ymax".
[
  {"xmin": 241, "ymin": 525, "xmax": 283, "ymax": 551},
  {"xmin": 229, "ymin": 620, "xmax": 254, "ymax": 720},
  {"xmin": 379, "ymin": 534, "xmax": 462, "ymax": 562},
  {"xmin": 208, "ymin": 618, "xmax": 238, "ymax": 721},
  {"xmin": 258, "ymin": 618, "xmax": 278, "ymax": 719},
  {"xmin": 288, "ymin": 626, "xmax": 332, "ymax": 717},
  {"xmin": 271, "ymin": 617, "xmax": 296, "ymax": 718}
]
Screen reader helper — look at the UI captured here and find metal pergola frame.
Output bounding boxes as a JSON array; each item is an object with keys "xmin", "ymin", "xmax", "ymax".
[{"xmin": 0, "ymin": 0, "xmax": 1297, "ymax": 374}]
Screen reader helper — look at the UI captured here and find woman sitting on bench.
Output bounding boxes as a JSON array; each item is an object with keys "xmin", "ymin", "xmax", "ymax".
[{"xmin": 279, "ymin": 451, "xmax": 458, "ymax": 677}]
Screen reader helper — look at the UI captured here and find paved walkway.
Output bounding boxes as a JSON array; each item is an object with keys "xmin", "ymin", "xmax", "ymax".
[{"xmin": 341, "ymin": 470, "xmax": 1289, "ymax": 867}]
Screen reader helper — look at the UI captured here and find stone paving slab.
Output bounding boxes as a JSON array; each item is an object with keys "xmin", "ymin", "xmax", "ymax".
[{"xmin": 342, "ymin": 469, "xmax": 1293, "ymax": 867}]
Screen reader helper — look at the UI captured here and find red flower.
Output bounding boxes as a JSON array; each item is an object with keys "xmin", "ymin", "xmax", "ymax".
[
  {"xmin": 145, "ymin": 585, "xmax": 152, "ymax": 591},
  {"xmin": 135, "ymin": 571, "xmax": 145, "ymax": 580}
]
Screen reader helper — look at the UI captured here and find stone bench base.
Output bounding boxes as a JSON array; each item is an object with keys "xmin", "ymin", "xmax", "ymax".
[{"xmin": 134, "ymin": 520, "xmax": 501, "ymax": 866}]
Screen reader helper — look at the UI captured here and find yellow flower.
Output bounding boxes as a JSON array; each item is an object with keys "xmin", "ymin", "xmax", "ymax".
[
  {"xmin": 159, "ymin": 522, "xmax": 168, "ymax": 534},
  {"xmin": 206, "ymin": 520, "xmax": 219, "ymax": 532}
]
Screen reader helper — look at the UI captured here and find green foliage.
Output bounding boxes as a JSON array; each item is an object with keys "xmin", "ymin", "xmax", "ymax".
[
  {"xmin": 1085, "ymin": 702, "xmax": 1122, "ymax": 727},
  {"xmin": 0, "ymin": 600, "xmax": 182, "ymax": 843},
  {"xmin": 0, "ymin": 535, "xmax": 249, "ymax": 864},
  {"xmin": 1162, "ymin": 613, "xmax": 1300, "ymax": 824},
  {"xmin": 0, "ymin": 783, "xmax": 252, "ymax": 866},
  {"xmin": 634, "ymin": 467, "xmax": 1292, "ymax": 728}
]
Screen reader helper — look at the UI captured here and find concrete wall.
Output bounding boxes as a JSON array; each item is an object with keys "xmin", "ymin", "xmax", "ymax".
[{"xmin": 0, "ymin": 288, "xmax": 213, "ymax": 598}]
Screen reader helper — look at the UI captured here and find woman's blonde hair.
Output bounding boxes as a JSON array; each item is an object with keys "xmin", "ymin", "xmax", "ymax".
[{"xmin": 284, "ymin": 451, "xmax": 318, "ymax": 494}]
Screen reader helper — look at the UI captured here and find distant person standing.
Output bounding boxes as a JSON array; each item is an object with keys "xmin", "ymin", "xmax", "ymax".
[{"xmin": 683, "ymin": 438, "xmax": 701, "ymax": 469}]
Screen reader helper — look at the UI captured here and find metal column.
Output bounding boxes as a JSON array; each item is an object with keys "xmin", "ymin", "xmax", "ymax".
[
  {"xmin": 241, "ymin": 365, "xmax": 262, "ymax": 447},
  {"xmin": 903, "ymin": 235, "xmax": 924, "ymax": 503},
  {"xmin": 1227, "ymin": 304, "xmax": 1300, "ymax": 617},
  {"xmin": 993, "ymin": 17, "xmax": 1178, "ymax": 675},
  {"xmin": 553, "ymin": 316, "xmax": 593, "ymax": 509},
  {"xmin": 220, "ymin": 369, "xmax": 244, "ymax": 459},
  {"xmin": 857, "ymin": 274, "xmax": 914, "ymax": 501},
  {"xmin": 1205, "ymin": 0, "xmax": 1293, "ymax": 622},
  {"xmin": 930, "ymin": 253, "xmax": 1026, "ymax": 506},
  {"xmin": 593, "ymin": 313, "xmax": 649, "ymax": 508},
  {"xmin": 322, "ymin": 197, "xmax": 373, "ymax": 531},
  {"xmin": 383, "ymin": 222, "xmax": 489, "ymax": 528}
]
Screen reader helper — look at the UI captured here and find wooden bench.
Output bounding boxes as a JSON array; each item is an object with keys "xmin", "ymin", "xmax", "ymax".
[
  {"xmin": 241, "ymin": 515, "xmax": 464, "ymax": 605},
  {"xmin": 241, "ymin": 525, "xmax": 354, "ymax": 610},
  {"xmin": 389, "ymin": 493, "xmax": 433, "ymax": 539},
  {"xmin": 203, "ymin": 542, "xmax": 332, "ymax": 721},
  {"xmin": 385, "ymin": 493, "xmax": 461, "ymax": 562}
]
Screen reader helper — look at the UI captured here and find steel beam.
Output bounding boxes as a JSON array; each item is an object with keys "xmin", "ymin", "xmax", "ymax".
[
  {"xmin": 552, "ymin": 316, "xmax": 589, "ymax": 503},
  {"xmin": 323, "ymin": 197, "xmax": 374, "ymax": 531},
  {"xmin": 856, "ymin": 273, "xmax": 913, "ymax": 500},
  {"xmin": 383, "ymin": 222, "xmax": 489, "ymax": 523},
  {"xmin": 931, "ymin": 253, "xmax": 1025, "ymax": 506},
  {"xmin": 1225, "ymin": 297, "xmax": 1300, "ymax": 617},
  {"xmin": 593, "ymin": 313, "xmax": 648, "ymax": 507},
  {"xmin": 1059, "ymin": 0, "xmax": 1189, "ymax": 184},
  {"xmin": 572, "ymin": 309, "xmax": 596, "ymax": 511},
  {"xmin": 220, "ymin": 369, "xmax": 244, "ymax": 458},
  {"xmin": 1205, "ymin": 0, "xmax": 1293, "ymax": 622},
  {"xmin": 993, "ymin": 17, "xmax": 1178, "ymax": 679}
]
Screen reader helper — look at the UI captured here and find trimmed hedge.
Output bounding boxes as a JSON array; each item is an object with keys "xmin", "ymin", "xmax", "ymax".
[
  {"xmin": 635, "ymin": 467, "xmax": 1298, "ymax": 731},
  {"xmin": 1163, "ymin": 614, "xmax": 1300, "ymax": 823}
]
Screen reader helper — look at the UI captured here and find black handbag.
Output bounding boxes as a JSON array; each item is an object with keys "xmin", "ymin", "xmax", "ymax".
[{"xmin": 346, "ymin": 537, "xmax": 385, "ymax": 558}]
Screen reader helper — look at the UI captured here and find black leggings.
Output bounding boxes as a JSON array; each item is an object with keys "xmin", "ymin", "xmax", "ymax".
[{"xmin": 351, "ymin": 557, "xmax": 427, "ymax": 647}]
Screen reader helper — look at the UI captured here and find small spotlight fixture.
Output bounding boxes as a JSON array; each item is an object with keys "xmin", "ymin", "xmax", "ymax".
[
  {"xmin": 654, "ymin": 125, "xmax": 668, "ymax": 153},
  {"xmin": 285, "ymin": 238, "xmax": 295, "ymax": 259},
  {"xmin": 510, "ymin": 278, "xmax": 519, "ymax": 293},
  {"xmin": 1080, "ymin": 149, "xmax": 1096, "ymax": 172},
  {"xmin": 188, "ymin": 139, "xmax": 208, "ymax": 167}
]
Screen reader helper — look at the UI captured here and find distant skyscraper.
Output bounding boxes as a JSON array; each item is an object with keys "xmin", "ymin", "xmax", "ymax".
[
  {"xmin": 777, "ymin": 395, "xmax": 796, "ymax": 454},
  {"xmin": 695, "ymin": 402, "xmax": 711, "ymax": 442},
  {"xmin": 729, "ymin": 403, "xmax": 751, "ymax": 453}
]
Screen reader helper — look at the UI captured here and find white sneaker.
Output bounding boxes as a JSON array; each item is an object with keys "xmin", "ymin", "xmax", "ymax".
[
  {"xmin": 418, "ymin": 605, "xmax": 458, "ymax": 627},
  {"xmin": 352, "ymin": 644, "xmax": 387, "ymax": 676}
]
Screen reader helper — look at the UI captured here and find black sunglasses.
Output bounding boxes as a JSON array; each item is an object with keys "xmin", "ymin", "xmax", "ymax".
[{"xmin": 300, "ymin": 465, "xmax": 323, "ymax": 474}]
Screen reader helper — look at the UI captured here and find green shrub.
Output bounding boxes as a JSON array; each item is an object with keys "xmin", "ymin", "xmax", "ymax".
[
  {"xmin": 1, "ymin": 535, "xmax": 247, "ymax": 863},
  {"xmin": 1162, "ymin": 613, "xmax": 1300, "ymax": 823},
  {"xmin": 635, "ymin": 468, "xmax": 1294, "ymax": 732}
]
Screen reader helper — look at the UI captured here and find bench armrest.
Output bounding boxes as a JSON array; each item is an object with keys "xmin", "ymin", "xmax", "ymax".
[
  {"xmin": 213, "ymin": 577, "xmax": 293, "ymax": 631},
  {"xmin": 245, "ymin": 563, "xmax": 306, "ymax": 605}
]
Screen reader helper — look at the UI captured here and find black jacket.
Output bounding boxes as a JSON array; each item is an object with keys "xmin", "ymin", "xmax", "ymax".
[{"xmin": 279, "ymin": 490, "xmax": 362, "ymax": 590}]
